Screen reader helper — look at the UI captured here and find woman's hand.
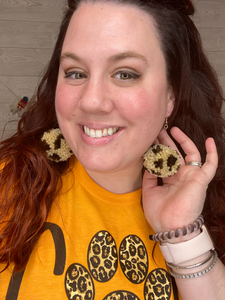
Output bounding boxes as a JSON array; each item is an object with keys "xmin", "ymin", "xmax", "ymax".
[{"xmin": 142, "ymin": 126, "xmax": 218, "ymax": 233}]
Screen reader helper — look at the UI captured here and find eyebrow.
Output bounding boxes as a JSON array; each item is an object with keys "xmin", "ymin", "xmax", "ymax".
[
  {"xmin": 108, "ymin": 51, "xmax": 149, "ymax": 65},
  {"xmin": 60, "ymin": 51, "xmax": 148, "ymax": 65},
  {"xmin": 60, "ymin": 52, "xmax": 81, "ymax": 62}
]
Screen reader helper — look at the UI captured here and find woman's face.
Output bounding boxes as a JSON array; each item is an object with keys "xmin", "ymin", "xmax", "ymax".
[{"xmin": 55, "ymin": 2, "xmax": 174, "ymax": 177}]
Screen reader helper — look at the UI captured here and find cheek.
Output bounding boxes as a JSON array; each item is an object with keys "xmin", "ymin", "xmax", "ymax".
[
  {"xmin": 55, "ymin": 85, "xmax": 76, "ymax": 118},
  {"xmin": 120, "ymin": 89, "xmax": 164, "ymax": 122}
]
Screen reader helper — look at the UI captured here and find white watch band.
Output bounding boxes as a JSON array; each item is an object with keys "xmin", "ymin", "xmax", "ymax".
[{"xmin": 159, "ymin": 225, "xmax": 214, "ymax": 264}]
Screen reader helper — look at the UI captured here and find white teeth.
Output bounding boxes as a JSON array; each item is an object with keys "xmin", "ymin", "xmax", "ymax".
[
  {"xmin": 84, "ymin": 126, "xmax": 119, "ymax": 138},
  {"xmin": 107, "ymin": 128, "xmax": 113, "ymax": 136},
  {"xmin": 89, "ymin": 129, "xmax": 96, "ymax": 138},
  {"xmin": 95, "ymin": 130, "xmax": 102, "ymax": 138},
  {"xmin": 102, "ymin": 128, "xmax": 108, "ymax": 136}
]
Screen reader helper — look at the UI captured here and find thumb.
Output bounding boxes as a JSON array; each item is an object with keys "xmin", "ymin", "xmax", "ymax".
[{"xmin": 142, "ymin": 169, "xmax": 158, "ymax": 190}]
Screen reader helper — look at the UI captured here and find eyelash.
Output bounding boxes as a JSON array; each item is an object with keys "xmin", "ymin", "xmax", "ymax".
[
  {"xmin": 64, "ymin": 70, "xmax": 141, "ymax": 81},
  {"xmin": 114, "ymin": 71, "xmax": 141, "ymax": 80},
  {"xmin": 64, "ymin": 71, "xmax": 87, "ymax": 79}
]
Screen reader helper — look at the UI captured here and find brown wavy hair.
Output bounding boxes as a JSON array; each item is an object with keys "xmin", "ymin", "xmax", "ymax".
[{"xmin": 1, "ymin": 0, "xmax": 225, "ymax": 272}]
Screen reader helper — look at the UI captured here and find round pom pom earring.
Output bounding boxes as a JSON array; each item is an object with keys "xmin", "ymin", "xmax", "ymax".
[
  {"xmin": 41, "ymin": 128, "xmax": 73, "ymax": 162},
  {"xmin": 143, "ymin": 119, "xmax": 181, "ymax": 178}
]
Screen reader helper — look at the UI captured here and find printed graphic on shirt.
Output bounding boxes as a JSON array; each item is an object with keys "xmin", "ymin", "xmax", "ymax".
[
  {"xmin": 87, "ymin": 231, "xmax": 118, "ymax": 282},
  {"xmin": 119, "ymin": 235, "xmax": 149, "ymax": 284},
  {"xmin": 65, "ymin": 263, "xmax": 95, "ymax": 300},
  {"xmin": 4, "ymin": 222, "xmax": 66, "ymax": 300},
  {"xmin": 144, "ymin": 268, "xmax": 172, "ymax": 300},
  {"xmin": 3, "ymin": 224, "xmax": 173, "ymax": 300},
  {"xmin": 102, "ymin": 290, "xmax": 140, "ymax": 300}
]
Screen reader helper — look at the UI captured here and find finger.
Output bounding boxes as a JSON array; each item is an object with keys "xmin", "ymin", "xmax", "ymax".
[
  {"xmin": 201, "ymin": 137, "xmax": 218, "ymax": 181},
  {"xmin": 157, "ymin": 128, "xmax": 185, "ymax": 164},
  {"xmin": 142, "ymin": 169, "xmax": 158, "ymax": 189},
  {"xmin": 170, "ymin": 127, "xmax": 201, "ymax": 165}
]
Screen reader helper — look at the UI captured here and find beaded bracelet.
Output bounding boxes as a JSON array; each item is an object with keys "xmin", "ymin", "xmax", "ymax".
[
  {"xmin": 168, "ymin": 250, "xmax": 218, "ymax": 279},
  {"xmin": 149, "ymin": 215, "xmax": 204, "ymax": 242}
]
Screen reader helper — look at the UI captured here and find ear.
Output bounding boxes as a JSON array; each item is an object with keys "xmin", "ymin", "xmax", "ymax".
[{"xmin": 166, "ymin": 86, "xmax": 175, "ymax": 117}]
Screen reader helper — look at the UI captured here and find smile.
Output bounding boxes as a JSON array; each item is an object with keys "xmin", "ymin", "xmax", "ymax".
[{"xmin": 84, "ymin": 126, "xmax": 119, "ymax": 138}]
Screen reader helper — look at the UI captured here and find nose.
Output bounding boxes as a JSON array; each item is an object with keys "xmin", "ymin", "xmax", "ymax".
[{"xmin": 78, "ymin": 78, "xmax": 114, "ymax": 114}]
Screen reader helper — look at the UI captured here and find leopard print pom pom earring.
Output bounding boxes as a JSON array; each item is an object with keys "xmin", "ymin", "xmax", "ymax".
[
  {"xmin": 41, "ymin": 128, "xmax": 73, "ymax": 162},
  {"xmin": 143, "ymin": 118, "xmax": 181, "ymax": 178}
]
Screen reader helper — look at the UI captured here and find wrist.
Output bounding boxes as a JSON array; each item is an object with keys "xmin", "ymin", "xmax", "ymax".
[
  {"xmin": 159, "ymin": 225, "xmax": 214, "ymax": 265},
  {"xmin": 160, "ymin": 229, "xmax": 201, "ymax": 245},
  {"xmin": 150, "ymin": 215, "xmax": 204, "ymax": 243}
]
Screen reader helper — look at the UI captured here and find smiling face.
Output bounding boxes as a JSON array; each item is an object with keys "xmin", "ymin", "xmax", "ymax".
[{"xmin": 55, "ymin": 1, "xmax": 174, "ymax": 191}]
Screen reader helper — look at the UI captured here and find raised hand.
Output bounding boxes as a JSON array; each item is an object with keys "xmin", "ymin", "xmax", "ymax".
[{"xmin": 142, "ymin": 126, "xmax": 218, "ymax": 233}]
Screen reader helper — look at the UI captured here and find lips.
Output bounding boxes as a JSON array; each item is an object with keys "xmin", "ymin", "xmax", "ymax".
[{"xmin": 84, "ymin": 126, "xmax": 119, "ymax": 138}]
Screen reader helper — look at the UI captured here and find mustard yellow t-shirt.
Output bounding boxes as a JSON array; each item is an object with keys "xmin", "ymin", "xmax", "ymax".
[{"xmin": 0, "ymin": 158, "xmax": 179, "ymax": 300}]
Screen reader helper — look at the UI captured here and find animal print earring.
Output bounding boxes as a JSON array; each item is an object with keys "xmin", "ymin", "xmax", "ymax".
[
  {"xmin": 41, "ymin": 128, "xmax": 73, "ymax": 162},
  {"xmin": 143, "ymin": 118, "xmax": 181, "ymax": 178}
]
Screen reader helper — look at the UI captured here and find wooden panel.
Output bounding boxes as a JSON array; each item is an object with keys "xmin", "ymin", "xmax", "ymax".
[
  {"xmin": 0, "ymin": 48, "xmax": 53, "ymax": 76},
  {"xmin": 193, "ymin": 1, "xmax": 225, "ymax": 28},
  {"xmin": 0, "ymin": 0, "xmax": 66, "ymax": 22},
  {"xmin": 0, "ymin": 123, "xmax": 19, "ymax": 141},
  {"xmin": 0, "ymin": 76, "xmax": 40, "ymax": 100},
  {"xmin": 0, "ymin": 78, "xmax": 16, "ymax": 102},
  {"xmin": 0, "ymin": 20, "xmax": 60, "ymax": 49},
  {"xmin": 207, "ymin": 52, "xmax": 225, "ymax": 76},
  {"xmin": 193, "ymin": 1, "xmax": 225, "ymax": 94},
  {"xmin": 0, "ymin": 131, "xmax": 16, "ymax": 141},
  {"xmin": 196, "ymin": 0, "xmax": 225, "ymax": 2},
  {"xmin": 218, "ymin": 76, "xmax": 225, "ymax": 92},
  {"xmin": 0, "ymin": 77, "xmax": 40, "ymax": 140},
  {"xmin": 198, "ymin": 28, "xmax": 225, "ymax": 51},
  {"xmin": 0, "ymin": 112, "xmax": 19, "ymax": 132},
  {"xmin": 0, "ymin": 81, "xmax": 20, "ymax": 141}
]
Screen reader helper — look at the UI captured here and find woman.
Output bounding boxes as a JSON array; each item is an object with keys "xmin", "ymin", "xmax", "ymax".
[{"xmin": 0, "ymin": 0, "xmax": 225, "ymax": 299}]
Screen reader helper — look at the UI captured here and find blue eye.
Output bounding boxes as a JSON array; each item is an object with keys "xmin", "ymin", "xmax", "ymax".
[
  {"xmin": 64, "ymin": 71, "xmax": 87, "ymax": 79},
  {"xmin": 114, "ymin": 71, "xmax": 141, "ymax": 80}
]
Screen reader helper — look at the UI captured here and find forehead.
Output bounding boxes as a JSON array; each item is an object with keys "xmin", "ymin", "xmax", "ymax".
[{"xmin": 62, "ymin": 2, "xmax": 162, "ymax": 57}]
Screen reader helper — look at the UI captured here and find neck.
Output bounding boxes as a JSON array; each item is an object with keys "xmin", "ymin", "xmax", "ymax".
[{"xmin": 85, "ymin": 166, "xmax": 143, "ymax": 194}]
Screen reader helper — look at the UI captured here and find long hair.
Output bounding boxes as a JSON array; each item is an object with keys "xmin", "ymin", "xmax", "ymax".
[{"xmin": 1, "ymin": 0, "xmax": 225, "ymax": 272}]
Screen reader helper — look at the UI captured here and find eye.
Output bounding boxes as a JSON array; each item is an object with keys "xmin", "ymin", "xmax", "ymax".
[
  {"xmin": 114, "ymin": 71, "xmax": 141, "ymax": 81},
  {"xmin": 64, "ymin": 71, "xmax": 88, "ymax": 80}
]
